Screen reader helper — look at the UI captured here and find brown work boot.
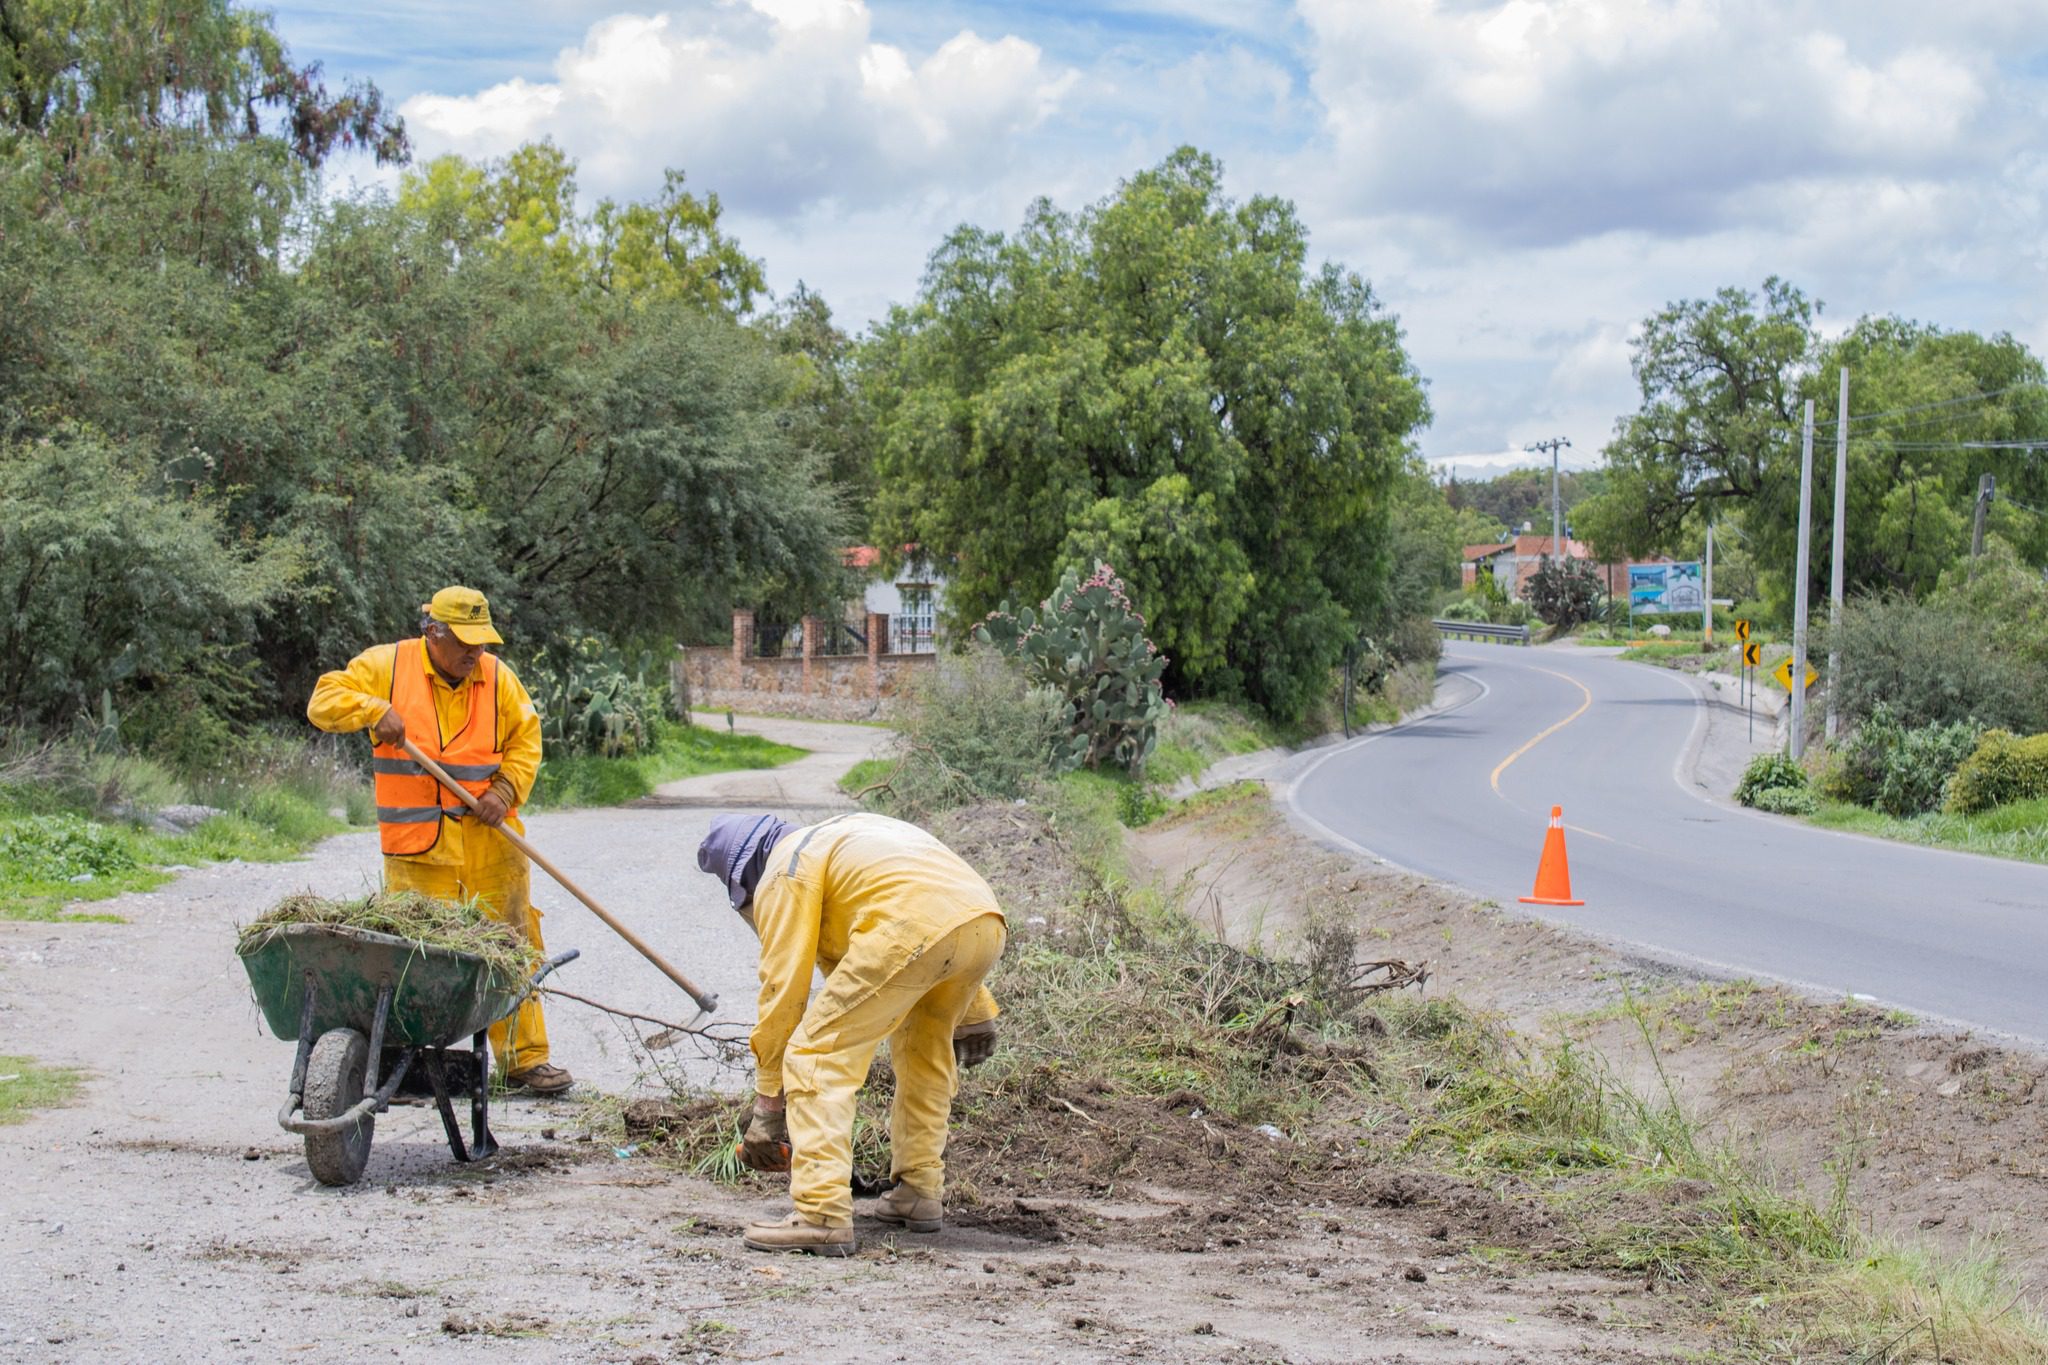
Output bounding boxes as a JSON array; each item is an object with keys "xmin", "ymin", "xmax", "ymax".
[
  {"xmin": 871, "ymin": 1183, "xmax": 943, "ymax": 1233},
  {"xmin": 743, "ymin": 1213, "xmax": 856, "ymax": 1257},
  {"xmin": 505, "ymin": 1063, "xmax": 574, "ymax": 1095}
]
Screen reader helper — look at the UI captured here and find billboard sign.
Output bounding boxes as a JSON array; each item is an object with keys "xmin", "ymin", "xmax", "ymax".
[{"xmin": 1628, "ymin": 562, "xmax": 1705, "ymax": 616}]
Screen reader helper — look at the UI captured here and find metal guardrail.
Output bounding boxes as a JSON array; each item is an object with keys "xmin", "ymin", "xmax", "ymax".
[{"xmin": 1432, "ymin": 619, "xmax": 1532, "ymax": 646}]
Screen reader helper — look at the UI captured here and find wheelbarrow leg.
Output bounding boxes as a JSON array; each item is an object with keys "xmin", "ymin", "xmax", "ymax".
[
  {"xmin": 285, "ymin": 972, "xmax": 319, "ymax": 1108},
  {"xmin": 422, "ymin": 1049, "xmax": 473, "ymax": 1163},
  {"xmin": 363, "ymin": 981, "xmax": 393, "ymax": 1101},
  {"xmin": 468, "ymin": 1030, "xmax": 498, "ymax": 1161}
]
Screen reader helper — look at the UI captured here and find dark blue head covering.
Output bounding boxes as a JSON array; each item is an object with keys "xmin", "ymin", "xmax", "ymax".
[{"xmin": 696, "ymin": 813, "xmax": 795, "ymax": 911}]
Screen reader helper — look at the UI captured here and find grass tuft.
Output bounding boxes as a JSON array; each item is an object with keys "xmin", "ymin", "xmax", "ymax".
[{"xmin": 0, "ymin": 1055, "xmax": 85, "ymax": 1124}]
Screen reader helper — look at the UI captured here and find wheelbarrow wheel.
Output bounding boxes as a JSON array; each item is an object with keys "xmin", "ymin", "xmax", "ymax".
[{"xmin": 303, "ymin": 1027, "xmax": 374, "ymax": 1187}]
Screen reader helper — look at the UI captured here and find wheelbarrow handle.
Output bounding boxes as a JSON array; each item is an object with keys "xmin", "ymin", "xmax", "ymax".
[
  {"xmin": 527, "ymin": 948, "xmax": 580, "ymax": 993},
  {"xmin": 399, "ymin": 737, "xmax": 719, "ymax": 1015}
]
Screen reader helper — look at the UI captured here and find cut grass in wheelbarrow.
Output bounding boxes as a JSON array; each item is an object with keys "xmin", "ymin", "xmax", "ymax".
[{"xmin": 237, "ymin": 889, "xmax": 539, "ymax": 978}]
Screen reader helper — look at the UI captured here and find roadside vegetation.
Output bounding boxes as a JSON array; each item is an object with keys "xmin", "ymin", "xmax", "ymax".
[
  {"xmin": 0, "ymin": 735, "xmax": 365, "ymax": 922},
  {"xmin": 686, "ymin": 661, "xmax": 2048, "ymax": 1357},
  {"xmin": 1728, "ymin": 548, "xmax": 2048, "ymax": 860}
]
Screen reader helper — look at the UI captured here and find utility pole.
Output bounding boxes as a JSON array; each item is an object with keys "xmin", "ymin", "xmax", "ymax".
[
  {"xmin": 1523, "ymin": 436, "xmax": 1573, "ymax": 560},
  {"xmin": 1826, "ymin": 367, "xmax": 1848, "ymax": 742},
  {"xmin": 1703, "ymin": 521, "xmax": 1714, "ymax": 645},
  {"xmin": 1972, "ymin": 472, "xmax": 1997, "ymax": 560},
  {"xmin": 1791, "ymin": 400, "xmax": 1815, "ymax": 761}
]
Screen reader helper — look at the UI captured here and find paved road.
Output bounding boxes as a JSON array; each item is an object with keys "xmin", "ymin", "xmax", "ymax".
[{"xmin": 1290, "ymin": 642, "xmax": 2048, "ymax": 1042}]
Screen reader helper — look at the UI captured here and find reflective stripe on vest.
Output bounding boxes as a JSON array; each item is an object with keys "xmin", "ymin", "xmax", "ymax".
[
  {"xmin": 372, "ymin": 757, "xmax": 502, "ymax": 782},
  {"xmin": 370, "ymin": 640, "xmax": 503, "ymax": 857}
]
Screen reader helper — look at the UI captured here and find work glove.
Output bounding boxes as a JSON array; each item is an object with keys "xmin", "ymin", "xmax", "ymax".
[
  {"xmin": 953, "ymin": 1019, "xmax": 998, "ymax": 1070},
  {"xmin": 737, "ymin": 1100, "xmax": 790, "ymax": 1173}
]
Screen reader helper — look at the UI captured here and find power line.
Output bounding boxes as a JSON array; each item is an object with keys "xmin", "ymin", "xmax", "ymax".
[
  {"xmin": 1813, "ymin": 380, "xmax": 2046, "ymax": 429},
  {"xmin": 1871, "ymin": 440, "xmax": 2048, "ymax": 453}
]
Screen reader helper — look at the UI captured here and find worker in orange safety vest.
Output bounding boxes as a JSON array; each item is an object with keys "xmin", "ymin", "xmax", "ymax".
[{"xmin": 306, "ymin": 586, "xmax": 570, "ymax": 1094}]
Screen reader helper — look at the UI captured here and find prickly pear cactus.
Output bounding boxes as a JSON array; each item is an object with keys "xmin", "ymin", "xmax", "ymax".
[{"xmin": 977, "ymin": 562, "xmax": 1170, "ymax": 774}]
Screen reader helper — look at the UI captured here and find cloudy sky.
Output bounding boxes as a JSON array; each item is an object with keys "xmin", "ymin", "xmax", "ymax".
[{"xmin": 272, "ymin": 0, "xmax": 2048, "ymax": 474}]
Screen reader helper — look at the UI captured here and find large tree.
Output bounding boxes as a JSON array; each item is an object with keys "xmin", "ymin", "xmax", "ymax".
[
  {"xmin": 861, "ymin": 148, "xmax": 1430, "ymax": 720},
  {"xmin": 1576, "ymin": 279, "xmax": 2047, "ymax": 614}
]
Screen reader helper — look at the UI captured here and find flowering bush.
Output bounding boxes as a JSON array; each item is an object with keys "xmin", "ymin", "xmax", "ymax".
[{"xmin": 977, "ymin": 562, "xmax": 1170, "ymax": 774}]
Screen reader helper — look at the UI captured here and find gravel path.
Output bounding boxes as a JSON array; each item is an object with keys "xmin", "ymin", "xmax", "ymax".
[{"xmin": 0, "ymin": 716, "xmax": 889, "ymax": 1357}]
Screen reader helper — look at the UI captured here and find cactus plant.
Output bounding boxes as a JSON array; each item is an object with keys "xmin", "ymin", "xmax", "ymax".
[
  {"xmin": 525, "ymin": 639, "xmax": 671, "ymax": 758},
  {"xmin": 977, "ymin": 563, "xmax": 1170, "ymax": 774}
]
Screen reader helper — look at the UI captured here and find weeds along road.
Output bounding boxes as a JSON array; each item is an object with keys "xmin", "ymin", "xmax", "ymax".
[{"xmin": 1290, "ymin": 641, "xmax": 2048, "ymax": 1043}]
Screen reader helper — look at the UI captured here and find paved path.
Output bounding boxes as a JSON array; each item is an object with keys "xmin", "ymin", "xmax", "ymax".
[
  {"xmin": 655, "ymin": 711, "xmax": 888, "ymax": 809},
  {"xmin": 1288, "ymin": 642, "xmax": 2048, "ymax": 1043}
]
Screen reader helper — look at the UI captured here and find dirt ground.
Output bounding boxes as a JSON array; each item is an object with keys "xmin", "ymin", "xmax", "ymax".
[
  {"xmin": 5, "ymin": 705, "xmax": 2044, "ymax": 1361},
  {"xmin": 1134, "ymin": 787, "xmax": 2048, "ymax": 1294}
]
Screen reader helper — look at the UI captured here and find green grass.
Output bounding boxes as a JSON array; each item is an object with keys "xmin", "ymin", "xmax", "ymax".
[
  {"xmin": 0, "ymin": 788, "xmax": 353, "ymax": 922},
  {"xmin": 528, "ymin": 719, "xmax": 803, "ymax": 809},
  {"xmin": 1806, "ymin": 797, "xmax": 2048, "ymax": 866},
  {"xmin": 1146, "ymin": 701, "xmax": 1283, "ymax": 789},
  {"xmin": 837, "ymin": 755, "xmax": 895, "ymax": 795},
  {"xmin": 1617, "ymin": 641, "xmax": 1715, "ymax": 663},
  {"xmin": 0, "ymin": 1055, "xmax": 85, "ymax": 1123}
]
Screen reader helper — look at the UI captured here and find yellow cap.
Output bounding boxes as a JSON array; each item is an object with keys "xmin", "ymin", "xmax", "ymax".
[{"xmin": 423, "ymin": 586, "xmax": 503, "ymax": 646}]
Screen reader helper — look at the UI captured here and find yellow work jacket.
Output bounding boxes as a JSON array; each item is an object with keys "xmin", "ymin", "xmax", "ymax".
[
  {"xmin": 750, "ymin": 813, "xmax": 1003, "ymax": 1095},
  {"xmin": 307, "ymin": 641, "xmax": 542, "ymax": 868}
]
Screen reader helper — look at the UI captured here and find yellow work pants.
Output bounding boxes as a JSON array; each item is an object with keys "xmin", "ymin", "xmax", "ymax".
[
  {"xmin": 382, "ymin": 828, "xmax": 550, "ymax": 1073},
  {"xmin": 782, "ymin": 914, "xmax": 1006, "ymax": 1227}
]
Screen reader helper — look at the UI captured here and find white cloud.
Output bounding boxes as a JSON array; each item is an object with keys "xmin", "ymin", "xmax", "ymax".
[
  {"xmin": 399, "ymin": 1, "xmax": 1074, "ymax": 209},
  {"xmin": 1296, "ymin": 0, "xmax": 2015, "ymax": 246},
  {"xmin": 369, "ymin": 0, "xmax": 2048, "ymax": 466}
]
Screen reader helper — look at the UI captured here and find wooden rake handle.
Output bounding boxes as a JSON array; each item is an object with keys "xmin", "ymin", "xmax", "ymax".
[{"xmin": 399, "ymin": 737, "xmax": 718, "ymax": 1015}]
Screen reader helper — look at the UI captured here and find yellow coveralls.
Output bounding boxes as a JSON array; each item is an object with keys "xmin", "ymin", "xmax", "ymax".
[
  {"xmin": 750, "ymin": 813, "xmax": 1005, "ymax": 1227},
  {"xmin": 306, "ymin": 643, "xmax": 552, "ymax": 1072}
]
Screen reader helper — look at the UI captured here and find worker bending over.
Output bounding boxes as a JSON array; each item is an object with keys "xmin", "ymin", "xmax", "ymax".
[
  {"xmin": 697, "ymin": 811, "xmax": 1005, "ymax": 1256},
  {"xmin": 307, "ymin": 586, "xmax": 571, "ymax": 1095}
]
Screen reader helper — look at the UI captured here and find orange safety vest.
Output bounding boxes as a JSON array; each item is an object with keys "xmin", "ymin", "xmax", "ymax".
[{"xmin": 371, "ymin": 639, "xmax": 503, "ymax": 856}]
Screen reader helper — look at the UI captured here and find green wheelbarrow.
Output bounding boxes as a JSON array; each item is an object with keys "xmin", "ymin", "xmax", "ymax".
[{"xmin": 239, "ymin": 923, "xmax": 577, "ymax": 1186}]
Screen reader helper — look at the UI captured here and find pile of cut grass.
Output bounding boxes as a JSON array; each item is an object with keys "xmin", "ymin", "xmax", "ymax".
[{"xmin": 237, "ymin": 889, "xmax": 538, "ymax": 979}]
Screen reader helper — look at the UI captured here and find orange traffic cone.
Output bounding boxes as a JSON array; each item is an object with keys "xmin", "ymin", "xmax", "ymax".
[{"xmin": 1519, "ymin": 805, "xmax": 1584, "ymax": 906}]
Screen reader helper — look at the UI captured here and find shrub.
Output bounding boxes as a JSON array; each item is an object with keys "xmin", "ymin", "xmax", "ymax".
[
  {"xmin": 858, "ymin": 652, "xmax": 1066, "ymax": 819},
  {"xmin": 978, "ymin": 562, "xmax": 1169, "ymax": 774},
  {"xmin": 1820, "ymin": 594, "xmax": 2041, "ymax": 734},
  {"xmin": 1751, "ymin": 785, "xmax": 1818, "ymax": 816},
  {"xmin": 1387, "ymin": 615, "xmax": 1443, "ymax": 666},
  {"xmin": 0, "ymin": 815, "xmax": 138, "ymax": 881},
  {"xmin": 1736, "ymin": 751, "xmax": 1807, "ymax": 807},
  {"xmin": 1525, "ymin": 558, "xmax": 1606, "ymax": 630},
  {"xmin": 1822, "ymin": 705, "xmax": 1983, "ymax": 816},
  {"xmin": 1945, "ymin": 731, "xmax": 2048, "ymax": 815},
  {"xmin": 1437, "ymin": 595, "xmax": 1488, "ymax": 623}
]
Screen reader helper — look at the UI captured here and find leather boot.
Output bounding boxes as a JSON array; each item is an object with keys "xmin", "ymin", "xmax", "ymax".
[
  {"xmin": 743, "ymin": 1213, "xmax": 856, "ymax": 1257},
  {"xmin": 872, "ymin": 1183, "xmax": 943, "ymax": 1233},
  {"xmin": 505, "ymin": 1063, "xmax": 574, "ymax": 1095}
]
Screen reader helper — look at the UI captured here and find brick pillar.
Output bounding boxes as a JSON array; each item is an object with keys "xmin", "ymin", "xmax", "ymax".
[
  {"xmin": 866, "ymin": 611, "xmax": 888, "ymax": 697},
  {"xmin": 731, "ymin": 609, "xmax": 754, "ymax": 690},
  {"xmin": 801, "ymin": 615, "xmax": 820, "ymax": 695}
]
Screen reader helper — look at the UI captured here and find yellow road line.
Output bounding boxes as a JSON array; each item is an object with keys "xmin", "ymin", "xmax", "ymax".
[{"xmin": 1489, "ymin": 665, "xmax": 1594, "ymax": 794}]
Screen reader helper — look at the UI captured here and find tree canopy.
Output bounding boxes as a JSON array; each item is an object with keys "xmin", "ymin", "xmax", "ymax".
[
  {"xmin": 861, "ymin": 147, "xmax": 1430, "ymax": 720},
  {"xmin": 1576, "ymin": 279, "xmax": 2047, "ymax": 616},
  {"xmin": 0, "ymin": 0, "xmax": 843, "ymax": 734}
]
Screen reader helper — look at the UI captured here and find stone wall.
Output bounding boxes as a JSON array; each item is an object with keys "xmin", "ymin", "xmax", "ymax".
[{"xmin": 674, "ymin": 608, "xmax": 934, "ymax": 722}]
